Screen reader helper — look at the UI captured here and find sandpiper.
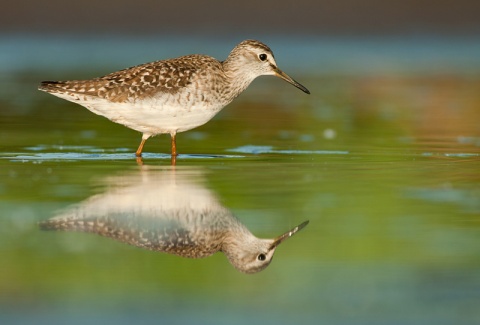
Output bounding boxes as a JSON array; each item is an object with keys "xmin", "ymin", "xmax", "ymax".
[
  {"xmin": 39, "ymin": 167, "xmax": 309, "ymax": 273},
  {"xmin": 39, "ymin": 40, "xmax": 310, "ymax": 157}
]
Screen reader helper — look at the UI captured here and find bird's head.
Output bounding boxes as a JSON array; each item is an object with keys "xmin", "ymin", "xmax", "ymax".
[
  {"xmin": 225, "ymin": 40, "xmax": 310, "ymax": 94},
  {"xmin": 223, "ymin": 220, "xmax": 309, "ymax": 274}
]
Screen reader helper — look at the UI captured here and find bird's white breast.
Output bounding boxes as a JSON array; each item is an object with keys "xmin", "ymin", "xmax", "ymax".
[{"xmin": 70, "ymin": 89, "xmax": 229, "ymax": 135}]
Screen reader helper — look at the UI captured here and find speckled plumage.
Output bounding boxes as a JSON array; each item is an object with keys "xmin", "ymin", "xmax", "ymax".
[
  {"xmin": 39, "ymin": 167, "xmax": 308, "ymax": 274},
  {"xmin": 38, "ymin": 40, "xmax": 310, "ymax": 157},
  {"xmin": 40, "ymin": 55, "xmax": 226, "ymax": 103}
]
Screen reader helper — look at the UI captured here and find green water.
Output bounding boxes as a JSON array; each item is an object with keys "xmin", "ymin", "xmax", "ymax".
[{"xmin": 1, "ymin": 37, "xmax": 480, "ymax": 324}]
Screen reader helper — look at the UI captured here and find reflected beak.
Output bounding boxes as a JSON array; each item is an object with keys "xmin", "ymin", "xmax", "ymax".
[
  {"xmin": 273, "ymin": 66, "xmax": 310, "ymax": 94},
  {"xmin": 270, "ymin": 220, "xmax": 309, "ymax": 249}
]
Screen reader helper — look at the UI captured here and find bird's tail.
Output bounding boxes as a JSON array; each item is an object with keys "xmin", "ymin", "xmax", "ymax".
[
  {"xmin": 38, "ymin": 215, "xmax": 92, "ymax": 232},
  {"xmin": 38, "ymin": 80, "xmax": 64, "ymax": 92}
]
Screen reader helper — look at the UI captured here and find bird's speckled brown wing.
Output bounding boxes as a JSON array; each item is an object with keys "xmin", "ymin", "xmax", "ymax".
[{"xmin": 39, "ymin": 55, "xmax": 220, "ymax": 103}]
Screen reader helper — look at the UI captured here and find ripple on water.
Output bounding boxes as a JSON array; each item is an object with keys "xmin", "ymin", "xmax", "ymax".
[
  {"xmin": 227, "ymin": 145, "xmax": 349, "ymax": 155},
  {"xmin": 2, "ymin": 145, "xmax": 244, "ymax": 162},
  {"xmin": 2, "ymin": 144, "xmax": 349, "ymax": 162}
]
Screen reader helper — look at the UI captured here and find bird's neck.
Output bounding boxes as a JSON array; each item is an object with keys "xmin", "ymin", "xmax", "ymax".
[
  {"xmin": 221, "ymin": 58, "xmax": 257, "ymax": 102},
  {"xmin": 220, "ymin": 222, "xmax": 254, "ymax": 254}
]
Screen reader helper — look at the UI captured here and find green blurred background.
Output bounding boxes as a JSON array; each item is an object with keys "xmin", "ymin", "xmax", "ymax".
[{"xmin": 1, "ymin": 1, "xmax": 480, "ymax": 324}]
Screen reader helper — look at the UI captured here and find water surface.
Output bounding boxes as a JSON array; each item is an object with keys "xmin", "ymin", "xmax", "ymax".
[{"xmin": 1, "ymin": 36, "xmax": 480, "ymax": 324}]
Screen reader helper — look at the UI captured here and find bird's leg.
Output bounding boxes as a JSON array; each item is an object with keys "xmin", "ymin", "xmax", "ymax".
[
  {"xmin": 135, "ymin": 138, "xmax": 147, "ymax": 157},
  {"xmin": 170, "ymin": 132, "xmax": 178, "ymax": 157},
  {"xmin": 170, "ymin": 133, "xmax": 177, "ymax": 166}
]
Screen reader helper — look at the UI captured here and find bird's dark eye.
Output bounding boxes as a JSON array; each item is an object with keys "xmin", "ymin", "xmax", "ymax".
[
  {"xmin": 257, "ymin": 254, "xmax": 266, "ymax": 261},
  {"xmin": 259, "ymin": 54, "xmax": 267, "ymax": 61}
]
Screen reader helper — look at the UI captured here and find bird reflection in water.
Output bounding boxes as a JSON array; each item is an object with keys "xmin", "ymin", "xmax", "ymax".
[{"xmin": 40, "ymin": 167, "xmax": 308, "ymax": 274}]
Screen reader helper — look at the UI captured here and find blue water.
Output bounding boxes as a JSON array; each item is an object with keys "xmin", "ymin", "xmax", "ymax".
[{"xmin": 2, "ymin": 35, "xmax": 480, "ymax": 76}]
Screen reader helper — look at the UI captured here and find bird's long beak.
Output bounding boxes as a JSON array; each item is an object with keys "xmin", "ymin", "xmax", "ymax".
[
  {"xmin": 273, "ymin": 66, "xmax": 310, "ymax": 94},
  {"xmin": 270, "ymin": 220, "xmax": 309, "ymax": 249}
]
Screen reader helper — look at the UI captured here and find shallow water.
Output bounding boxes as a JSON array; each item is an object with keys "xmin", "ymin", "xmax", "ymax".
[{"xmin": 1, "ymin": 36, "xmax": 480, "ymax": 324}]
